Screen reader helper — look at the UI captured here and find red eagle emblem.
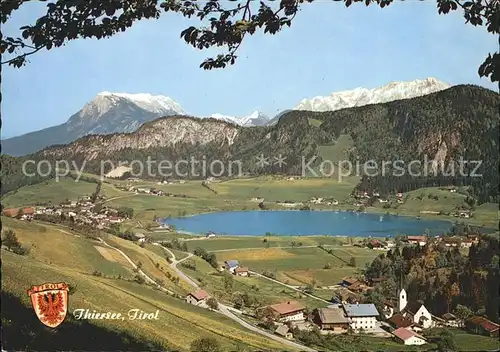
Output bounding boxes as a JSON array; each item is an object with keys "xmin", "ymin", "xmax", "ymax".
[{"xmin": 27, "ymin": 282, "xmax": 69, "ymax": 328}]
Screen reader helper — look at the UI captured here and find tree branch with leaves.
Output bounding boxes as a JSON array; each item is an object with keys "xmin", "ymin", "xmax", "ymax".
[{"xmin": 1, "ymin": 0, "xmax": 498, "ymax": 83}]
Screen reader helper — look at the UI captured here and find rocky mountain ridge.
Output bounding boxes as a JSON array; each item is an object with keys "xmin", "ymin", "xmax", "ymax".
[
  {"xmin": 294, "ymin": 77, "xmax": 451, "ymax": 111},
  {"xmin": 2, "ymin": 92, "xmax": 185, "ymax": 156},
  {"xmin": 41, "ymin": 116, "xmax": 240, "ymax": 160},
  {"xmin": 208, "ymin": 111, "xmax": 271, "ymax": 127},
  {"xmin": 3, "ymin": 77, "xmax": 453, "ymax": 157}
]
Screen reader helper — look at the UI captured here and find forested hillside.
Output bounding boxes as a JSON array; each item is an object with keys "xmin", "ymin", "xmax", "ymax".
[{"xmin": 365, "ymin": 231, "xmax": 500, "ymax": 323}]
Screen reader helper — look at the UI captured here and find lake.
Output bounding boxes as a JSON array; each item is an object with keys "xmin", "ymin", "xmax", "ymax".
[{"xmin": 163, "ymin": 210, "xmax": 454, "ymax": 237}]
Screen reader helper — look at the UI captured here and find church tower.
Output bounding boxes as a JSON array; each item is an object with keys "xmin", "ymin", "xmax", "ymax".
[{"xmin": 398, "ymin": 288, "xmax": 407, "ymax": 312}]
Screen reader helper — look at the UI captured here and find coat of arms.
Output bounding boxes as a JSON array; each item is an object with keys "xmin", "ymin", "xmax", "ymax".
[{"xmin": 27, "ymin": 282, "xmax": 69, "ymax": 328}]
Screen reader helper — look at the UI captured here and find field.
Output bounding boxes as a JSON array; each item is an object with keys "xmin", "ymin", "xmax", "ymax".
[
  {"xmin": 103, "ymin": 176, "xmax": 362, "ymax": 224},
  {"xmin": 181, "ymin": 235, "xmax": 367, "ymax": 252},
  {"xmin": 2, "ymin": 177, "xmax": 126, "ymax": 208},
  {"xmin": 452, "ymin": 330, "xmax": 500, "ymax": 351},
  {"xmin": 212, "ymin": 246, "xmax": 378, "ymax": 286},
  {"xmin": 1, "ymin": 218, "xmax": 292, "ymax": 351},
  {"xmin": 177, "ymin": 255, "xmax": 329, "ymax": 310},
  {"xmin": 104, "ymin": 235, "xmax": 192, "ymax": 295},
  {"xmin": 363, "ymin": 187, "xmax": 499, "ymax": 228},
  {"xmin": 2, "ymin": 217, "xmax": 133, "ymax": 279}
]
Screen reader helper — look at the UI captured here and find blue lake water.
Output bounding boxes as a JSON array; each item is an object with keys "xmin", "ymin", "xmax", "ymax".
[{"xmin": 163, "ymin": 211, "xmax": 455, "ymax": 237}]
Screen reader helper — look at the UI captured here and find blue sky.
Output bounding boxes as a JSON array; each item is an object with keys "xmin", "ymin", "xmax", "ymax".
[{"xmin": 2, "ymin": 1, "xmax": 497, "ymax": 138}]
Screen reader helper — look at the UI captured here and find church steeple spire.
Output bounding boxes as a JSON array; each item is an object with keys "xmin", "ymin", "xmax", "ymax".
[{"xmin": 398, "ymin": 287, "xmax": 407, "ymax": 312}]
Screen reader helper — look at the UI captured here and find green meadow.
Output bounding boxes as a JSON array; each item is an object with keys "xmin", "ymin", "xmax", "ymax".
[{"xmin": 1, "ymin": 218, "xmax": 293, "ymax": 351}]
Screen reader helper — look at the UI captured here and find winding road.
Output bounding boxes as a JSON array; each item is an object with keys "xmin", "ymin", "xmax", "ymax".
[
  {"xmin": 98, "ymin": 238, "xmax": 175, "ymax": 295},
  {"xmin": 153, "ymin": 243, "xmax": 317, "ymax": 352}
]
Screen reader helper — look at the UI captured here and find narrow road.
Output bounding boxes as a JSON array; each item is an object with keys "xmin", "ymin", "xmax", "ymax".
[
  {"xmin": 154, "ymin": 243, "xmax": 199, "ymax": 288},
  {"xmin": 101, "ymin": 193, "xmax": 138, "ymax": 204},
  {"xmin": 153, "ymin": 243, "xmax": 317, "ymax": 352},
  {"xmin": 249, "ymin": 271, "xmax": 331, "ymax": 305},
  {"xmin": 97, "ymin": 238, "xmax": 175, "ymax": 295}
]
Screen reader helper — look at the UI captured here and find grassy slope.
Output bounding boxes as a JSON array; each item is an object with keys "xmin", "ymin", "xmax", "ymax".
[
  {"xmin": 367, "ymin": 187, "xmax": 498, "ymax": 228},
  {"xmin": 178, "ymin": 255, "xmax": 328, "ymax": 310},
  {"xmin": 0, "ymin": 218, "xmax": 290, "ymax": 351},
  {"xmin": 211, "ymin": 246, "xmax": 377, "ymax": 286},
  {"xmin": 2, "ymin": 177, "xmax": 126, "ymax": 208}
]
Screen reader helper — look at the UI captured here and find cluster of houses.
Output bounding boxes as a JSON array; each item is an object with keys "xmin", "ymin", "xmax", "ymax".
[
  {"xmin": 406, "ymin": 234, "xmax": 480, "ymax": 248},
  {"xmin": 354, "ymin": 191, "xmax": 403, "ymax": 205},
  {"xmin": 309, "ymin": 197, "xmax": 339, "ymax": 205},
  {"xmin": 339, "ymin": 277, "xmax": 376, "ymax": 295},
  {"xmin": 185, "ymin": 281, "xmax": 499, "ymax": 345},
  {"xmin": 2, "ymin": 207, "xmax": 35, "ymax": 220},
  {"xmin": 383, "ymin": 289, "xmax": 499, "ymax": 343},
  {"xmin": 2, "ymin": 196, "xmax": 129, "ymax": 230},
  {"xmin": 183, "ymin": 257, "xmax": 498, "ymax": 347},
  {"xmin": 363, "ymin": 238, "xmax": 396, "ymax": 250},
  {"xmin": 115, "ymin": 185, "xmax": 167, "ymax": 196},
  {"xmin": 361, "ymin": 233, "xmax": 481, "ymax": 252}
]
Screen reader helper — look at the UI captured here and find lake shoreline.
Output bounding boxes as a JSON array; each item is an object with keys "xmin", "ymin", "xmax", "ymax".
[{"xmin": 158, "ymin": 209, "xmax": 464, "ymax": 238}]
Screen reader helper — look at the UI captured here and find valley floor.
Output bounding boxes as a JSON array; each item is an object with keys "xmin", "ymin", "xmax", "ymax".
[
  {"xmin": 2, "ymin": 216, "xmax": 499, "ymax": 351},
  {"xmin": 1, "ymin": 176, "xmax": 498, "ymax": 351}
]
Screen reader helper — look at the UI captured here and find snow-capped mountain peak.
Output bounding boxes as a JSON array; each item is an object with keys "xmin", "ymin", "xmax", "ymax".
[
  {"xmin": 97, "ymin": 91, "xmax": 185, "ymax": 115},
  {"xmin": 294, "ymin": 77, "xmax": 451, "ymax": 112},
  {"xmin": 208, "ymin": 110, "xmax": 270, "ymax": 127}
]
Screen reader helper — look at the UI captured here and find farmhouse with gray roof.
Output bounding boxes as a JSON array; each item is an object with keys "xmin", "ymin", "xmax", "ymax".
[{"xmin": 342, "ymin": 303, "xmax": 380, "ymax": 332}]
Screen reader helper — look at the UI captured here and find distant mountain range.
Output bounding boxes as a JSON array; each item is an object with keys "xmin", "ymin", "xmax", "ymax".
[
  {"xmin": 1, "ymin": 92, "xmax": 185, "ymax": 156},
  {"xmin": 1, "ymin": 77, "xmax": 451, "ymax": 156},
  {"xmin": 293, "ymin": 77, "xmax": 450, "ymax": 111},
  {"xmin": 208, "ymin": 111, "xmax": 271, "ymax": 127}
]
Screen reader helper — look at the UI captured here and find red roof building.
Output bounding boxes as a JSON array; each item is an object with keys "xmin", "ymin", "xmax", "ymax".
[
  {"xmin": 267, "ymin": 301, "xmax": 306, "ymax": 322},
  {"xmin": 188, "ymin": 290, "xmax": 210, "ymax": 302},
  {"xmin": 2, "ymin": 207, "xmax": 34, "ymax": 217},
  {"xmin": 392, "ymin": 327, "xmax": 426, "ymax": 345},
  {"xmin": 388, "ymin": 313, "xmax": 415, "ymax": 328},
  {"xmin": 466, "ymin": 316, "xmax": 500, "ymax": 337}
]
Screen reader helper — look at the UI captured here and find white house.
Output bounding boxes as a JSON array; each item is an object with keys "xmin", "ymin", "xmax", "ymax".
[
  {"xmin": 441, "ymin": 313, "xmax": 463, "ymax": 328},
  {"xmin": 342, "ymin": 303, "xmax": 380, "ymax": 332},
  {"xmin": 206, "ymin": 231, "xmax": 216, "ymax": 238},
  {"xmin": 135, "ymin": 233, "xmax": 146, "ymax": 243},
  {"xmin": 461, "ymin": 240, "xmax": 473, "ymax": 248},
  {"xmin": 268, "ymin": 301, "xmax": 306, "ymax": 323},
  {"xmin": 398, "ymin": 289, "xmax": 433, "ymax": 329},
  {"xmin": 224, "ymin": 260, "xmax": 240, "ymax": 273},
  {"xmin": 407, "ymin": 236, "xmax": 427, "ymax": 247},
  {"xmin": 383, "ymin": 301, "xmax": 395, "ymax": 319},
  {"xmin": 234, "ymin": 267, "xmax": 249, "ymax": 277},
  {"xmin": 186, "ymin": 290, "xmax": 210, "ymax": 308},
  {"xmin": 392, "ymin": 327, "xmax": 427, "ymax": 345}
]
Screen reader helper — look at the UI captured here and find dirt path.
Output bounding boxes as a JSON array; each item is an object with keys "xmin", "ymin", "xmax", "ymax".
[
  {"xmin": 249, "ymin": 270, "xmax": 331, "ymax": 304},
  {"xmin": 102, "ymin": 193, "xmax": 138, "ymax": 203},
  {"xmin": 97, "ymin": 238, "xmax": 175, "ymax": 295}
]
